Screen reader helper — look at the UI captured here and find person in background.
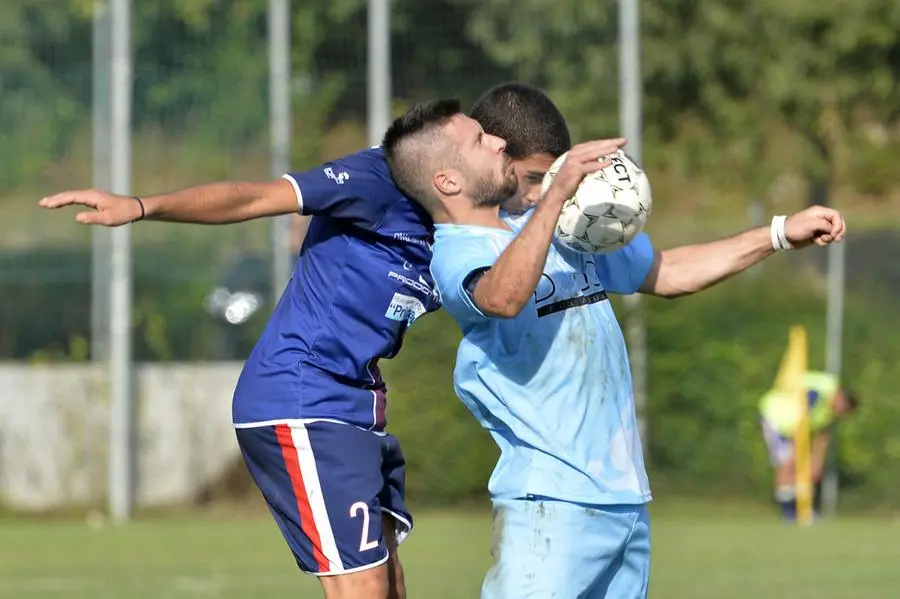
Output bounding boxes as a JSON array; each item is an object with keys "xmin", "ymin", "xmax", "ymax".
[{"xmin": 758, "ymin": 370, "xmax": 858, "ymax": 520}]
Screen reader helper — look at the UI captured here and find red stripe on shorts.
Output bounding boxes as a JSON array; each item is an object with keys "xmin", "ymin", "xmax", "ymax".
[{"xmin": 275, "ymin": 423, "xmax": 330, "ymax": 573}]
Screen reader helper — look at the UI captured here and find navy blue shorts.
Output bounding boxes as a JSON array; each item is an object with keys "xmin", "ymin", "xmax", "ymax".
[{"xmin": 235, "ymin": 420, "xmax": 412, "ymax": 576}]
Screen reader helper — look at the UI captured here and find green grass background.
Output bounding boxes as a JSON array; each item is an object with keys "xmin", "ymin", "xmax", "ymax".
[{"xmin": 2, "ymin": 501, "xmax": 898, "ymax": 599}]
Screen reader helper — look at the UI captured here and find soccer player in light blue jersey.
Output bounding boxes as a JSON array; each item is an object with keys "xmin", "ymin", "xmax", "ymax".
[{"xmin": 382, "ymin": 94, "xmax": 846, "ymax": 598}]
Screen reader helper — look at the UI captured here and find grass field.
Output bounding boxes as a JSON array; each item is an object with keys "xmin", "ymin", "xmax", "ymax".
[{"xmin": 2, "ymin": 502, "xmax": 898, "ymax": 598}]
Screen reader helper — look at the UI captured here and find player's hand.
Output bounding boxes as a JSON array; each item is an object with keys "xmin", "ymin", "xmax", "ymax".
[
  {"xmin": 39, "ymin": 189, "xmax": 144, "ymax": 226},
  {"xmin": 784, "ymin": 205, "xmax": 846, "ymax": 248},
  {"xmin": 544, "ymin": 138, "xmax": 627, "ymax": 205}
]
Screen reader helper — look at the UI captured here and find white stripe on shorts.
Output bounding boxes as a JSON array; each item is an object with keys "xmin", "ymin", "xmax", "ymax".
[{"xmin": 290, "ymin": 422, "xmax": 345, "ymax": 573}]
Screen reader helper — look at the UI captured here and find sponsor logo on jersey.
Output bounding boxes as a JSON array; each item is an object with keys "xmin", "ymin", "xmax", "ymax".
[
  {"xmin": 384, "ymin": 293, "xmax": 426, "ymax": 324},
  {"xmin": 324, "ymin": 167, "xmax": 349, "ymax": 185},
  {"xmin": 388, "ymin": 270, "xmax": 436, "ymax": 298},
  {"xmin": 534, "ymin": 264, "xmax": 609, "ymax": 317}
]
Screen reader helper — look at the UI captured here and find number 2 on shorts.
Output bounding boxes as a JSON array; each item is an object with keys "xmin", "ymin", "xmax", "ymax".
[{"xmin": 350, "ymin": 501, "xmax": 379, "ymax": 552}]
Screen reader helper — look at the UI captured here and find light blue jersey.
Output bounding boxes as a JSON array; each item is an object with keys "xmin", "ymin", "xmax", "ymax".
[{"xmin": 431, "ymin": 211, "xmax": 655, "ymax": 506}]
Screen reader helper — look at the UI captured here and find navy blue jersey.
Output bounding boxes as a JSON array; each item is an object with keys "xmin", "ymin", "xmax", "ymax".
[{"xmin": 232, "ymin": 147, "xmax": 439, "ymax": 430}]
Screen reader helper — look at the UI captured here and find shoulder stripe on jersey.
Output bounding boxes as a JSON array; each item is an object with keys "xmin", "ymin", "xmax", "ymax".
[{"xmin": 282, "ymin": 173, "xmax": 304, "ymax": 214}]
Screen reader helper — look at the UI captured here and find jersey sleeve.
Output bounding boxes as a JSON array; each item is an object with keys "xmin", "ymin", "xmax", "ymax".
[
  {"xmin": 283, "ymin": 148, "xmax": 394, "ymax": 229},
  {"xmin": 430, "ymin": 233, "xmax": 503, "ymax": 325},
  {"xmin": 594, "ymin": 233, "xmax": 656, "ymax": 295}
]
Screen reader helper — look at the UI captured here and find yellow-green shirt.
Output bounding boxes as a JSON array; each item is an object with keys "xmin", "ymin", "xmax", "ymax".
[{"xmin": 758, "ymin": 371, "xmax": 840, "ymax": 437}]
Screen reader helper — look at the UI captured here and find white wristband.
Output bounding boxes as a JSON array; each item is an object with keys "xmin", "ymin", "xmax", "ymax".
[{"xmin": 770, "ymin": 215, "xmax": 793, "ymax": 251}]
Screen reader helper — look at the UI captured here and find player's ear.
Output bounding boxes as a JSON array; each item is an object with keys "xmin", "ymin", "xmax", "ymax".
[{"xmin": 433, "ymin": 168, "xmax": 462, "ymax": 198}]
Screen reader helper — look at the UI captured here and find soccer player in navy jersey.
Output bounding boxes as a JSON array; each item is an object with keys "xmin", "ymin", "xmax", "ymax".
[{"xmin": 40, "ymin": 148, "xmax": 436, "ymax": 598}]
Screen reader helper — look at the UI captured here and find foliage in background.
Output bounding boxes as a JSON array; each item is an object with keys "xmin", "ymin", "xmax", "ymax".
[
  {"xmin": 456, "ymin": 0, "xmax": 900, "ymax": 195},
  {"xmin": 4, "ymin": 0, "xmax": 899, "ymax": 192}
]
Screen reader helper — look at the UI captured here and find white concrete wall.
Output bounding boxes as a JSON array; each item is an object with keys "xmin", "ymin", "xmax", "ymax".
[{"xmin": 0, "ymin": 362, "xmax": 243, "ymax": 511}]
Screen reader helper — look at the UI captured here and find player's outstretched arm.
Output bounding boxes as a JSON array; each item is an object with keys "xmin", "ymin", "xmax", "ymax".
[
  {"xmin": 472, "ymin": 139, "xmax": 625, "ymax": 317},
  {"xmin": 39, "ymin": 179, "xmax": 299, "ymax": 226},
  {"xmin": 639, "ymin": 205, "xmax": 846, "ymax": 298}
]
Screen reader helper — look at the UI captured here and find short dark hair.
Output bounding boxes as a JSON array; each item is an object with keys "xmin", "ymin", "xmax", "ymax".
[
  {"xmin": 382, "ymin": 99, "xmax": 462, "ymax": 214},
  {"xmin": 470, "ymin": 82, "xmax": 571, "ymax": 160},
  {"xmin": 844, "ymin": 389, "xmax": 859, "ymax": 410}
]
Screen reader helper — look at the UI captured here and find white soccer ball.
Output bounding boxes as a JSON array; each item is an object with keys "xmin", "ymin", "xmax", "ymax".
[{"xmin": 541, "ymin": 149, "xmax": 652, "ymax": 254}]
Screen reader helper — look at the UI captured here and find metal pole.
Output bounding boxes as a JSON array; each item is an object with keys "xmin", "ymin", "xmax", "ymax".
[
  {"xmin": 619, "ymin": 0, "xmax": 648, "ymax": 442},
  {"xmin": 92, "ymin": 0, "xmax": 111, "ymax": 360},
  {"xmin": 368, "ymin": 0, "xmax": 392, "ymax": 147},
  {"xmin": 821, "ymin": 238, "xmax": 845, "ymax": 517},
  {"xmin": 269, "ymin": 0, "xmax": 293, "ymax": 298},
  {"xmin": 108, "ymin": 0, "xmax": 134, "ymax": 524}
]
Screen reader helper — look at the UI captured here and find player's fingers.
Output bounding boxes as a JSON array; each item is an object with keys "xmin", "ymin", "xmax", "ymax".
[
  {"xmin": 39, "ymin": 191, "xmax": 98, "ymax": 209},
  {"xmin": 828, "ymin": 218, "xmax": 841, "ymax": 238},
  {"xmin": 75, "ymin": 211, "xmax": 107, "ymax": 226},
  {"xmin": 569, "ymin": 139, "xmax": 622, "ymax": 155},
  {"xmin": 584, "ymin": 157, "xmax": 613, "ymax": 172},
  {"xmin": 832, "ymin": 215, "xmax": 846, "ymax": 240},
  {"xmin": 824, "ymin": 208, "xmax": 846, "ymax": 235},
  {"xmin": 38, "ymin": 193, "xmax": 76, "ymax": 208},
  {"xmin": 570, "ymin": 138, "xmax": 626, "ymax": 161},
  {"xmin": 814, "ymin": 212, "xmax": 844, "ymax": 242},
  {"xmin": 558, "ymin": 156, "xmax": 611, "ymax": 180}
]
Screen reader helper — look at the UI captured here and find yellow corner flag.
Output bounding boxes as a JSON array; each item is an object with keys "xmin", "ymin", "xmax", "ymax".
[{"xmin": 773, "ymin": 325, "xmax": 813, "ymax": 526}]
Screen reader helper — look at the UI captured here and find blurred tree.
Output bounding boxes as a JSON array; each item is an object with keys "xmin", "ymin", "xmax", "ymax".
[
  {"xmin": 455, "ymin": 0, "xmax": 900, "ymax": 193},
  {"xmin": 0, "ymin": 1, "xmax": 87, "ymax": 186},
  {"xmin": 3, "ymin": 0, "xmax": 899, "ymax": 193}
]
